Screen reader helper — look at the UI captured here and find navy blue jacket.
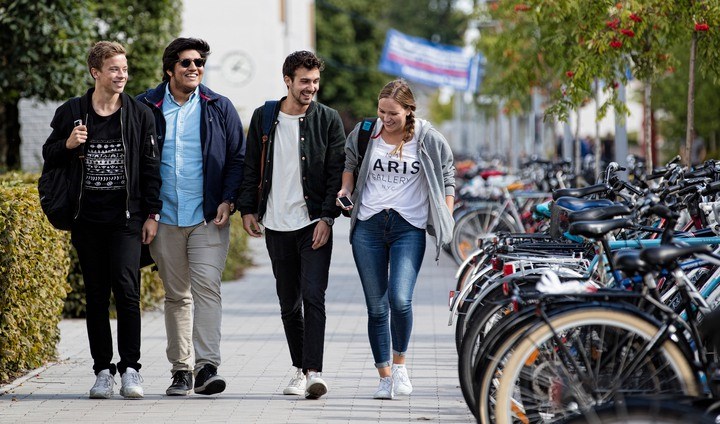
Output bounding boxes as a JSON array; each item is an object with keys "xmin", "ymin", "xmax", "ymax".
[{"xmin": 137, "ymin": 83, "xmax": 245, "ymax": 223}]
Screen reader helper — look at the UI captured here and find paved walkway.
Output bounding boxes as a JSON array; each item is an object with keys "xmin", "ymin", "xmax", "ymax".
[{"xmin": 0, "ymin": 218, "xmax": 471, "ymax": 423}]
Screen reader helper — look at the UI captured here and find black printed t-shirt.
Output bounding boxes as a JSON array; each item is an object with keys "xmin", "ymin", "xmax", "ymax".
[{"xmin": 78, "ymin": 107, "xmax": 127, "ymax": 225}]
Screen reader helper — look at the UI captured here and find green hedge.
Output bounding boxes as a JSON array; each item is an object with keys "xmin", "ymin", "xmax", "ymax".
[
  {"xmin": 0, "ymin": 172, "xmax": 252, "ymax": 384},
  {"xmin": 0, "ymin": 177, "xmax": 71, "ymax": 382}
]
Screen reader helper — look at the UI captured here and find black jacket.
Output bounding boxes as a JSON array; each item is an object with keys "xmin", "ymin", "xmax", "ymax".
[
  {"xmin": 237, "ymin": 98, "xmax": 345, "ymax": 221},
  {"xmin": 137, "ymin": 83, "xmax": 245, "ymax": 223},
  {"xmin": 42, "ymin": 89, "xmax": 162, "ymax": 223}
]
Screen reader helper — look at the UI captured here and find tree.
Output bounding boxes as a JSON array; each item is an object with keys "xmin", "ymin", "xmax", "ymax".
[
  {"xmin": 0, "ymin": 0, "xmax": 181, "ymax": 171},
  {"xmin": 315, "ymin": 0, "xmax": 389, "ymax": 129},
  {"xmin": 476, "ymin": 0, "xmax": 720, "ymax": 168},
  {"xmin": 0, "ymin": 0, "xmax": 94, "ymax": 170},
  {"xmin": 315, "ymin": 0, "xmax": 473, "ymax": 130},
  {"xmin": 653, "ymin": 38, "xmax": 720, "ymax": 159},
  {"xmin": 92, "ymin": 1, "xmax": 182, "ymax": 95}
]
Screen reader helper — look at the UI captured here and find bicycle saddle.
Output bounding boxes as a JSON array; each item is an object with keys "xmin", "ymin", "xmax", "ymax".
[
  {"xmin": 555, "ymin": 196, "xmax": 614, "ymax": 212},
  {"xmin": 552, "ymin": 183, "xmax": 611, "ymax": 200},
  {"xmin": 639, "ymin": 244, "xmax": 712, "ymax": 266},
  {"xmin": 568, "ymin": 218, "xmax": 633, "ymax": 239},
  {"xmin": 569, "ymin": 204, "xmax": 632, "ymax": 223},
  {"xmin": 613, "ymin": 250, "xmax": 650, "ymax": 274}
]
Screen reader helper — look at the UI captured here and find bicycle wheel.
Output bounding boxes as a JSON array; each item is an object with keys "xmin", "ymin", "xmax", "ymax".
[
  {"xmin": 454, "ymin": 266, "xmax": 500, "ymax": 351},
  {"xmin": 458, "ymin": 284, "xmax": 515, "ymax": 417},
  {"xmin": 451, "ymin": 205, "xmax": 522, "ymax": 264},
  {"xmin": 560, "ymin": 397, "xmax": 715, "ymax": 424},
  {"xmin": 494, "ymin": 307, "xmax": 700, "ymax": 424}
]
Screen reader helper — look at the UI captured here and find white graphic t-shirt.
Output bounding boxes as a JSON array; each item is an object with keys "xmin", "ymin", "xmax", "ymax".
[{"xmin": 357, "ymin": 136, "xmax": 428, "ymax": 229}]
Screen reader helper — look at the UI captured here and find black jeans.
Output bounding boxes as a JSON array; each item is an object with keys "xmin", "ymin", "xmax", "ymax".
[
  {"xmin": 265, "ymin": 223, "xmax": 332, "ymax": 373},
  {"xmin": 71, "ymin": 219, "xmax": 142, "ymax": 376}
]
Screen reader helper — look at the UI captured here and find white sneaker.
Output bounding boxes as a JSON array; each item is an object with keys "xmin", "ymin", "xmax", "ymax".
[
  {"xmin": 392, "ymin": 365, "xmax": 413, "ymax": 395},
  {"xmin": 119, "ymin": 367, "xmax": 144, "ymax": 399},
  {"xmin": 305, "ymin": 371, "xmax": 328, "ymax": 399},
  {"xmin": 283, "ymin": 367, "xmax": 306, "ymax": 395},
  {"xmin": 89, "ymin": 369, "xmax": 115, "ymax": 399},
  {"xmin": 373, "ymin": 376, "xmax": 394, "ymax": 399}
]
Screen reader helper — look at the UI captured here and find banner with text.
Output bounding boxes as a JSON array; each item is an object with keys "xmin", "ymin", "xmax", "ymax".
[{"xmin": 379, "ymin": 29, "xmax": 483, "ymax": 92}]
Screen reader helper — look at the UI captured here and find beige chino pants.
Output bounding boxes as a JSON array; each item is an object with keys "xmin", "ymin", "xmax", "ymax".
[{"xmin": 150, "ymin": 221, "xmax": 230, "ymax": 373}]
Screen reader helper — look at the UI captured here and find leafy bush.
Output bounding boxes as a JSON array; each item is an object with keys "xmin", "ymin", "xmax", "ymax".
[
  {"xmin": 0, "ymin": 179, "xmax": 71, "ymax": 382},
  {"xmin": 223, "ymin": 215, "xmax": 253, "ymax": 281}
]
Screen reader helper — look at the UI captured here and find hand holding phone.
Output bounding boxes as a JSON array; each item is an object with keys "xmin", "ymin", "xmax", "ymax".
[
  {"xmin": 67, "ymin": 119, "xmax": 88, "ymax": 149},
  {"xmin": 337, "ymin": 196, "xmax": 353, "ymax": 209}
]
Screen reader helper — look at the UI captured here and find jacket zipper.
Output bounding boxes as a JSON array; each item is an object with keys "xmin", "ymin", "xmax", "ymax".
[
  {"xmin": 120, "ymin": 107, "xmax": 130, "ymax": 221},
  {"xmin": 74, "ymin": 112, "xmax": 90, "ymax": 221}
]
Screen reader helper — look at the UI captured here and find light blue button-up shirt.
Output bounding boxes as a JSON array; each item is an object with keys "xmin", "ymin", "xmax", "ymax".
[{"xmin": 159, "ymin": 85, "xmax": 204, "ymax": 226}]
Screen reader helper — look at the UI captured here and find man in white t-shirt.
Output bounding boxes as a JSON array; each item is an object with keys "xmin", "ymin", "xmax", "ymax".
[{"xmin": 237, "ymin": 51, "xmax": 345, "ymax": 400}]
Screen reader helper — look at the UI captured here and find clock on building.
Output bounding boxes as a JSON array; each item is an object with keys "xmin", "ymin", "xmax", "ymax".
[{"xmin": 221, "ymin": 51, "xmax": 254, "ymax": 85}]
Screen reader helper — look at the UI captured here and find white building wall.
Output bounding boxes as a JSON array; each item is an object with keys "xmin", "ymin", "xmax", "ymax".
[{"xmin": 181, "ymin": 0, "xmax": 316, "ymax": 125}]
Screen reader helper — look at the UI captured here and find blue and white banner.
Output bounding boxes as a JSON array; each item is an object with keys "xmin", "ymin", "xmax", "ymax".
[{"xmin": 379, "ymin": 29, "xmax": 484, "ymax": 92}]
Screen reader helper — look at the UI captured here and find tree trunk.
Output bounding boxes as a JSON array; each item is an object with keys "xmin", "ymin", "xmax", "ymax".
[
  {"xmin": 0, "ymin": 103, "xmax": 6, "ymax": 170},
  {"xmin": 574, "ymin": 109, "xmax": 581, "ymax": 185},
  {"xmin": 4, "ymin": 100, "xmax": 21, "ymax": 170},
  {"xmin": 644, "ymin": 83, "xmax": 653, "ymax": 171},
  {"xmin": 685, "ymin": 32, "xmax": 697, "ymax": 167},
  {"xmin": 594, "ymin": 79, "xmax": 601, "ymax": 182}
]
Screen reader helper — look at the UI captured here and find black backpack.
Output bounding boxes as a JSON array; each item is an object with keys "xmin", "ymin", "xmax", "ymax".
[
  {"xmin": 354, "ymin": 117, "xmax": 376, "ymax": 185},
  {"xmin": 341, "ymin": 117, "xmax": 376, "ymax": 217},
  {"xmin": 38, "ymin": 97, "xmax": 85, "ymax": 231}
]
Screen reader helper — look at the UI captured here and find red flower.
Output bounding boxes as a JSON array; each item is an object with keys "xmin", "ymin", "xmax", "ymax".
[
  {"xmin": 566, "ymin": 71, "xmax": 574, "ymax": 78},
  {"xmin": 629, "ymin": 13, "xmax": 642, "ymax": 23},
  {"xmin": 612, "ymin": 81, "xmax": 619, "ymax": 89},
  {"xmin": 610, "ymin": 39, "xmax": 623, "ymax": 49},
  {"xmin": 620, "ymin": 28, "xmax": 635, "ymax": 37},
  {"xmin": 616, "ymin": 2, "xmax": 622, "ymax": 9},
  {"xmin": 514, "ymin": 4, "xmax": 530, "ymax": 11},
  {"xmin": 695, "ymin": 23, "xmax": 710, "ymax": 32},
  {"xmin": 606, "ymin": 19, "xmax": 620, "ymax": 29}
]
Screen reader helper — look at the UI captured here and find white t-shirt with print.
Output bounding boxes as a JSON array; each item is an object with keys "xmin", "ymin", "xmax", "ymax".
[
  {"xmin": 357, "ymin": 136, "xmax": 428, "ymax": 229},
  {"xmin": 262, "ymin": 111, "xmax": 312, "ymax": 231}
]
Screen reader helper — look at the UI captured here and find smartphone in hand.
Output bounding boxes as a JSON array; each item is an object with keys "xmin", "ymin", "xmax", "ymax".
[{"xmin": 338, "ymin": 196, "xmax": 353, "ymax": 209}]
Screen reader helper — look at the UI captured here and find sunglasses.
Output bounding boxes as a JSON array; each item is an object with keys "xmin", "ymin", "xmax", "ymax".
[{"xmin": 177, "ymin": 58, "xmax": 206, "ymax": 68}]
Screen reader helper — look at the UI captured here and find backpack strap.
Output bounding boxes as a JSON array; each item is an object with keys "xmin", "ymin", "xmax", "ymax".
[
  {"xmin": 258, "ymin": 100, "xmax": 280, "ymax": 202},
  {"xmin": 357, "ymin": 117, "xmax": 376, "ymax": 166}
]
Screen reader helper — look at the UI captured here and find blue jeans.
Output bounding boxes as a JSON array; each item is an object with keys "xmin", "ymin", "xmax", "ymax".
[{"xmin": 351, "ymin": 209, "xmax": 426, "ymax": 368}]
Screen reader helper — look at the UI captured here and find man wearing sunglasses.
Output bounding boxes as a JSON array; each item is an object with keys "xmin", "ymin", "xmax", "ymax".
[{"xmin": 137, "ymin": 38, "xmax": 245, "ymax": 397}]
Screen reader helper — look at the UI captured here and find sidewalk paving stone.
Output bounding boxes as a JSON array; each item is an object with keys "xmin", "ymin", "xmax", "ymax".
[{"xmin": 0, "ymin": 218, "xmax": 472, "ymax": 423}]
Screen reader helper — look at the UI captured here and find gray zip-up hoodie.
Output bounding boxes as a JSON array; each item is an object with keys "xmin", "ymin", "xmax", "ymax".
[{"xmin": 344, "ymin": 118, "xmax": 455, "ymax": 260}]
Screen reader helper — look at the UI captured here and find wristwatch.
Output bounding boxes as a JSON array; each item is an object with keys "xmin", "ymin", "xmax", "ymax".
[
  {"xmin": 223, "ymin": 200, "xmax": 235, "ymax": 212},
  {"xmin": 320, "ymin": 217, "xmax": 334, "ymax": 227},
  {"xmin": 148, "ymin": 213, "xmax": 160, "ymax": 222}
]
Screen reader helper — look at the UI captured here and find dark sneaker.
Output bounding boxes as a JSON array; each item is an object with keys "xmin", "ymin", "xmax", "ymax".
[
  {"xmin": 166, "ymin": 370, "xmax": 193, "ymax": 396},
  {"xmin": 194, "ymin": 364, "xmax": 226, "ymax": 395}
]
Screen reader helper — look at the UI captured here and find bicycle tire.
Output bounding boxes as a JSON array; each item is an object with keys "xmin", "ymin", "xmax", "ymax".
[
  {"xmin": 451, "ymin": 206, "xmax": 522, "ymax": 265},
  {"xmin": 454, "ymin": 266, "xmax": 499, "ymax": 351},
  {"xmin": 494, "ymin": 307, "xmax": 700, "ymax": 424},
  {"xmin": 560, "ymin": 396, "xmax": 715, "ymax": 424}
]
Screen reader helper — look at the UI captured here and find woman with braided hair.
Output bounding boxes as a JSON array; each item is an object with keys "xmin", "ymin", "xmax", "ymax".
[{"xmin": 336, "ymin": 79, "xmax": 455, "ymax": 399}]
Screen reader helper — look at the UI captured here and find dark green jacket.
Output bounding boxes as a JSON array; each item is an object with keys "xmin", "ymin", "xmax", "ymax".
[{"xmin": 237, "ymin": 98, "xmax": 345, "ymax": 221}]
